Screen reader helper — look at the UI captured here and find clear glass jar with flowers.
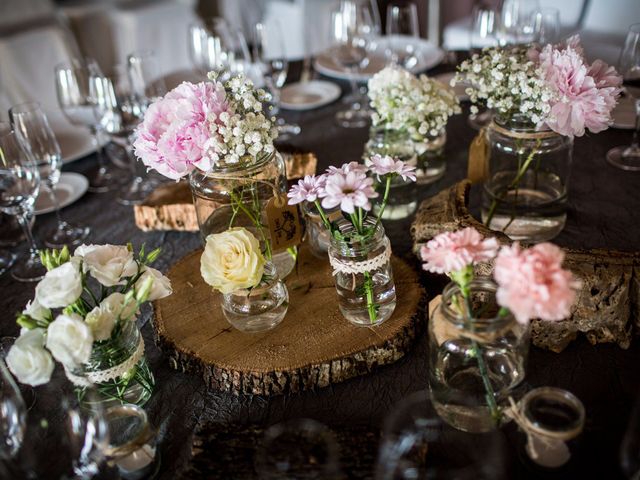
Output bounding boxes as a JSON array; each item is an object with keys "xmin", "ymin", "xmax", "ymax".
[
  {"xmin": 420, "ymin": 228, "xmax": 580, "ymax": 432},
  {"xmin": 6, "ymin": 244, "xmax": 172, "ymax": 407},
  {"xmin": 287, "ymin": 155, "xmax": 417, "ymax": 326},
  {"xmin": 455, "ymin": 37, "xmax": 622, "ymax": 241},
  {"xmin": 367, "ymin": 65, "xmax": 460, "ymax": 187}
]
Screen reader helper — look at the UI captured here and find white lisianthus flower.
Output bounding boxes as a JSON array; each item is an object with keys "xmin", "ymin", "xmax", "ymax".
[
  {"xmin": 135, "ymin": 267, "xmax": 172, "ymax": 301},
  {"xmin": 23, "ymin": 298, "xmax": 50, "ymax": 322},
  {"xmin": 75, "ymin": 244, "xmax": 138, "ymax": 287},
  {"xmin": 45, "ymin": 313, "xmax": 93, "ymax": 368},
  {"xmin": 35, "ymin": 262, "xmax": 83, "ymax": 309},
  {"xmin": 85, "ymin": 292, "xmax": 137, "ymax": 341},
  {"xmin": 6, "ymin": 329, "xmax": 54, "ymax": 386},
  {"xmin": 200, "ymin": 228, "xmax": 265, "ymax": 294}
]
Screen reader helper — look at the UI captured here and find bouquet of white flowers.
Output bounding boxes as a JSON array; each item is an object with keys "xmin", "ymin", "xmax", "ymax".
[
  {"xmin": 6, "ymin": 244, "xmax": 172, "ymax": 405},
  {"xmin": 368, "ymin": 65, "xmax": 461, "ymax": 142}
]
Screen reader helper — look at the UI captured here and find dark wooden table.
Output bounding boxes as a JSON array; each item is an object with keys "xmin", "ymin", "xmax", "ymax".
[{"xmin": 1, "ymin": 61, "xmax": 639, "ymax": 479}]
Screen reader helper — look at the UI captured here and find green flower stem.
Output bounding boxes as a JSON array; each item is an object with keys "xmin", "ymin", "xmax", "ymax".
[
  {"xmin": 375, "ymin": 176, "xmax": 393, "ymax": 228},
  {"xmin": 364, "ymin": 271, "xmax": 377, "ymax": 323},
  {"xmin": 228, "ymin": 189, "xmax": 272, "ymax": 260},
  {"xmin": 313, "ymin": 200, "xmax": 333, "ymax": 231}
]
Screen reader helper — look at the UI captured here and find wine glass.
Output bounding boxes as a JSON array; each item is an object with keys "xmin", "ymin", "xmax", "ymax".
[
  {"xmin": 497, "ymin": 0, "xmax": 540, "ymax": 46},
  {"xmin": 0, "ymin": 123, "xmax": 45, "ymax": 282},
  {"xmin": 94, "ymin": 67, "xmax": 152, "ymax": 205},
  {"xmin": 468, "ymin": 5, "xmax": 498, "ymax": 130},
  {"xmin": 330, "ymin": 0, "xmax": 379, "ymax": 128},
  {"xmin": 189, "ymin": 19, "xmax": 251, "ymax": 79},
  {"xmin": 375, "ymin": 390, "xmax": 507, "ymax": 479},
  {"xmin": 0, "ymin": 359, "xmax": 26, "ymax": 462},
  {"xmin": 9, "ymin": 102, "xmax": 90, "ymax": 248},
  {"xmin": 607, "ymin": 23, "xmax": 640, "ymax": 171},
  {"xmin": 385, "ymin": 2, "xmax": 420, "ymax": 69},
  {"xmin": 7, "ymin": 372, "xmax": 108, "ymax": 479},
  {"xmin": 55, "ymin": 58, "xmax": 114, "ymax": 193},
  {"xmin": 253, "ymin": 21, "xmax": 301, "ymax": 138},
  {"xmin": 532, "ymin": 8, "xmax": 560, "ymax": 45}
]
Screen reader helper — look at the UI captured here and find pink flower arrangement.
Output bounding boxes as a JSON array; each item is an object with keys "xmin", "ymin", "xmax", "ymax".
[
  {"xmin": 420, "ymin": 227, "xmax": 499, "ymax": 274},
  {"xmin": 321, "ymin": 170, "xmax": 378, "ymax": 214},
  {"xmin": 366, "ymin": 154, "xmax": 417, "ymax": 181},
  {"xmin": 537, "ymin": 39, "xmax": 622, "ymax": 137},
  {"xmin": 494, "ymin": 243, "xmax": 581, "ymax": 325},
  {"xmin": 287, "ymin": 174, "xmax": 327, "ymax": 205},
  {"xmin": 133, "ymin": 81, "xmax": 229, "ymax": 180}
]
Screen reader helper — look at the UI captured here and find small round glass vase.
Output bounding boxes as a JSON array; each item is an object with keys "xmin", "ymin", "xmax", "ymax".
[
  {"xmin": 481, "ymin": 116, "xmax": 573, "ymax": 242},
  {"xmin": 221, "ymin": 262, "xmax": 289, "ymax": 333},
  {"xmin": 328, "ymin": 218, "xmax": 396, "ymax": 327},
  {"xmin": 428, "ymin": 278, "xmax": 530, "ymax": 433},
  {"xmin": 189, "ymin": 150, "xmax": 296, "ymax": 279},
  {"xmin": 71, "ymin": 320, "xmax": 154, "ymax": 408}
]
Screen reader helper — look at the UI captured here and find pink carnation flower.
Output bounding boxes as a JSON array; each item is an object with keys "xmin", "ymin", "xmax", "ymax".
[
  {"xmin": 539, "ymin": 44, "xmax": 621, "ymax": 137},
  {"xmin": 494, "ymin": 243, "xmax": 580, "ymax": 325},
  {"xmin": 287, "ymin": 174, "xmax": 326, "ymax": 205},
  {"xmin": 133, "ymin": 81, "xmax": 229, "ymax": 180},
  {"xmin": 320, "ymin": 171, "xmax": 378, "ymax": 214},
  {"xmin": 365, "ymin": 154, "xmax": 417, "ymax": 182},
  {"xmin": 420, "ymin": 227, "xmax": 499, "ymax": 274}
]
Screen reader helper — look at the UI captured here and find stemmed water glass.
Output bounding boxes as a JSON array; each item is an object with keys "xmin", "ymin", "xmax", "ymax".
[
  {"xmin": 0, "ymin": 359, "xmax": 26, "ymax": 464},
  {"xmin": 497, "ymin": 0, "xmax": 540, "ymax": 46},
  {"xmin": 607, "ymin": 23, "xmax": 640, "ymax": 171},
  {"xmin": 0, "ymin": 123, "xmax": 45, "ymax": 282},
  {"xmin": 253, "ymin": 21, "xmax": 301, "ymax": 138},
  {"xmin": 189, "ymin": 19, "xmax": 251, "ymax": 79},
  {"xmin": 385, "ymin": 2, "xmax": 420, "ymax": 68},
  {"xmin": 532, "ymin": 7, "xmax": 560, "ymax": 45},
  {"xmin": 330, "ymin": 0, "xmax": 379, "ymax": 128},
  {"xmin": 55, "ymin": 58, "xmax": 114, "ymax": 193},
  {"xmin": 9, "ymin": 102, "xmax": 90, "ymax": 247}
]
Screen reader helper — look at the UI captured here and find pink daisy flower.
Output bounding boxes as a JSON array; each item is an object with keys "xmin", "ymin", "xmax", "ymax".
[
  {"xmin": 326, "ymin": 161, "xmax": 368, "ymax": 176},
  {"xmin": 494, "ymin": 243, "xmax": 581, "ymax": 325},
  {"xmin": 320, "ymin": 171, "xmax": 378, "ymax": 214},
  {"xmin": 287, "ymin": 174, "xmax": 326, "ymax": 205},
  {"xmin": 420, "ymin": 227, "xmax": 499, "ymax": 275},
  {"xmin": 365, "ymin": 154, "xmax": 417, "ymax": 182}
]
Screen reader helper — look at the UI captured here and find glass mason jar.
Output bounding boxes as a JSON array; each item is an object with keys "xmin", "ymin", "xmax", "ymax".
[
  {"xmin": 221, "ymin": 261, "xmax": 289, "ymax": 333},
  {"xmin": 189, "ymin": 150, "xmax": 296, "ymax": 278},
  {"xmin": 481, "ymin": 116, "xmax": 573, "ymax": 242},
  {"xmin": 302, "ymin": 203, "xmax": 332, "ymax": 258},
  {"xmin": 71, "ymin": 320, "xmax": 154, "ymax": 408},
  {"xmin": 328, "ymin": 218, "xmax": 396, "ymax": 326},
  {"xmin": 429, "ymin": 278, "xmax": 530, "ymax": 433}
]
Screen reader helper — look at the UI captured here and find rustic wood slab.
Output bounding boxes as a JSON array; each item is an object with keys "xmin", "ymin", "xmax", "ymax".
[
  {"xmin": 411, "ymin": 180, "xmax": 640, "ymax": 353},
  {"xmin": 152, "ymin": 246, "xmax": 425, "ymax": 396}
]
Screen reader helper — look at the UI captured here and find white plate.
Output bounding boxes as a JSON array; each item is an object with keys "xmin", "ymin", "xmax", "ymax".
[
  {"xmin": 280, "ymin": 80, "xmax": 341, "ymax": 110},
  {"xmin": 314, "ymin": 36, "xmax": 444, "ymax": 81},
  {"xmin": 433, "ymin": 72, "xmax": 469, "ymax": 102},
  {"xmin": 34, "ymin": 172, "xmax": 89, "ymax": 215},
  {"xmin": 612, "ymin": 93, "xmax": 638, "ymax": 130}
]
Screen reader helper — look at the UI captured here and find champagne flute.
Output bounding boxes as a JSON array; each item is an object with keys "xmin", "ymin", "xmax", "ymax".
[
  {"xmin": 253, "ymin": 21, "xmax": 301, "ymax": 138},
  {"xmin": 9, "ymin": 102, "xmax": 90, "ymax": 248},
  {"xmin": 607, "ymin": 23, "xmax": 640, "ymax": 171},
  {"xmin": 385, "ymin": 2, "xmax": 420, "ymax": 68},
  {"xmin": 468, "ymin": 5, "xmax": 498, "ymax": 130},
  {"xmin": 330, "ymin": 0, "xmax": 378, "ymax": 128},
  {"xmin": 55, "ymin": 58, "xmax": 114, "ymax": 193},
  {"xmin": 0, "ymin": 123, "xmax": 45, "ymax": 282}
]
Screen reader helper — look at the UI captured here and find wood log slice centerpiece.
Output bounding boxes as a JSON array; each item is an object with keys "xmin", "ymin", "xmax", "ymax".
[{"xmin": 153, "ymin": 246, "xmax": 424, "ymax": 396}]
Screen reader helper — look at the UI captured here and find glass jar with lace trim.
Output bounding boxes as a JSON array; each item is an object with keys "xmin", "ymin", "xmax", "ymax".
[
  {"xmin": 68, "ymin": 319, "xmax": 154, "ymax": 408},
  {"xmin": 328, "ymin": 218, "xmax": 396, "ymax": 326}
]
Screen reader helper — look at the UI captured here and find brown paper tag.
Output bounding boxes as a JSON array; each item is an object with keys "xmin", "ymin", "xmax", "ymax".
[
  {"xmin": 266, "ymin": 194, "xmax": 303, "ymax": 251},
  {"xmin": 467, "ymin": 128, "xmax": 489, "ymax": 184}
]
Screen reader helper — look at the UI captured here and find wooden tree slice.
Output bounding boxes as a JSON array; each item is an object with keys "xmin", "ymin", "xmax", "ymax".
[{"xmin": 153, "ymin": 246, "xmax": 425, "ymax": 396}]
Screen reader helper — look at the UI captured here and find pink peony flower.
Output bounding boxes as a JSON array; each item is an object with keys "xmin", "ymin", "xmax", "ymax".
[
  {"xmin": 320, "ymin": 171, "xmax": 378, "ymax": 214},
  {"xmin": 420, "ymin": 227, "xmax": 499, "ymax": 274},
  {"xmin": 365, "ymin": 154, "xmax": 417, "ymax": 182},
  {"xmin": 133, "ymin": 81, "xmax": 229, "ymax": 180},
  {"xmin": 538, "ymin": 44, "xmax": 622, "ymax": 137},
  {"xmin": 287, "ymin": 174, "xmax": 326, "ymax": 205},
  {"xmin": 494, "ymin": 242, "xmax": 581, "ymax": 325},
  {"xmin": 326, "ymin": 161, "xmax": 369, "ymax": 176}
]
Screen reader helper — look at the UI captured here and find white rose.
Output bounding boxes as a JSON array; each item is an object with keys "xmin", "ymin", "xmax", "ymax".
[
  {"xmin": 200, "ymin": 228, "xmax": 265, "ymax": 294},
  {"xmin": 6, "ymin": 329, "xmax": 54, "ymax": 386},
  {"xmin": 85, "ymin": 292, "xmax": 134, "ymax": 341},
  {"xmin": 23, "ymin": 298, "xmax": 50, "ymax": 322},
  {"xmin": 45, "ymin": 313, "xmax": 93, "ymax": 368},
  {"xmin": 135, "ymin": 267, "xmax": 172, "ymax": 301},
  {"xmin": 35, "ymin": 262, "xmax": 83, "ymax": 309},
  {"xmin": 75, "ymin": 244, "xmax": 137, "ymax": 287}
]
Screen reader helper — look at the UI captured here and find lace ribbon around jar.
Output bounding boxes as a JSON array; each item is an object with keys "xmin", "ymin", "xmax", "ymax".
[
  {"xmin": 329, "ymin": 243, "xmax": 392, "ymax": 277},
  {"xmin": 65, "ymin": 336, "xmax": 145, "ymax": 388}
]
